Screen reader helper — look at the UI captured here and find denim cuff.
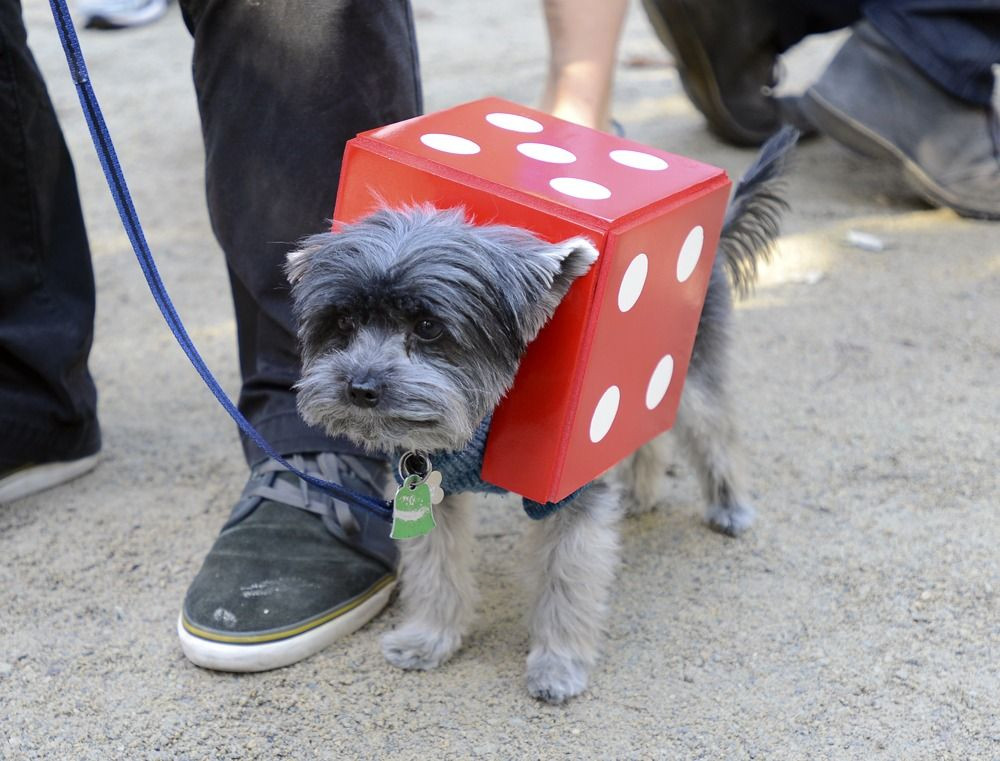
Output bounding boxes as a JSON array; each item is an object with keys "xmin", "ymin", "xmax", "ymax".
[
  {"xmin": 240, "ymin": 409, "xmax": 378, "ymax": 467},
  {"xmin": 0, "ymin": 416, "xmax": 101, "ymax": 471},
  {"xmin": 864, "ymin": 5, "xmax": 998, "ymax": 107}
]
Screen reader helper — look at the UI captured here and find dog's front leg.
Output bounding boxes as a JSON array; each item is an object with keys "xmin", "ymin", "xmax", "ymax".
[
  {"xmin": 613, "ymin": 433, "xmax": 674, "ymax": 516},
  {"xmin": 381, "ymin": 492, "xmax": 478, "ymax": 670},
  {"xmin": 524, "ymin": 483, "xmax": 622, "ymax": 703}
]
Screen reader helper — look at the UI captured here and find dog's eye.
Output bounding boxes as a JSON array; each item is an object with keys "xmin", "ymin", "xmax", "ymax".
[
  {"xmin": 413, "ymin": 318, "xmax": 444, "ymax": 342},
  {"xmin": 337, "ymin": 314, "xmax": 357, "ymax": 334}
]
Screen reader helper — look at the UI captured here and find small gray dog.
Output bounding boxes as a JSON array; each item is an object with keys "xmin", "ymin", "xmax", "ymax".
[{"xmin": 286, "ymin": 128, "xmax": 797, "ymax": 703}]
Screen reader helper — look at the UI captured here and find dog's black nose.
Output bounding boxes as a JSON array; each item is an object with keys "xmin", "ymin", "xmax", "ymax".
[{"xmin": 347, "ymin": 379, "xmax": 382, "ymax": 408}]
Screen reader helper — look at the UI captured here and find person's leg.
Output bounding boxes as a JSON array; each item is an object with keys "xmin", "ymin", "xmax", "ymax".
[
  {"xmin": 773, "ymin": 0, "xmax": 864, "ymax": 49},
  {"xmin": 176, "ymin": 0, "xmax": 422, "ymax": 671},
  {"xmin": 181, "ymin": 0, "xmax": 422, "ymax": 466},
  {"xmin": 864, "ymin": 1, "xmax": 1000, "ymax": 106},
  {"xmin": 781, "ymin": 0, "xmax": 999, "ymax": 106},
  {"xmin": 0, "ymin": 0, "xmax": 101, "ymax": 503},
  {"xmin": 539, "ymin": 0, "xmax": 628, "ymax": 131},
  {"xmin": 641, "ymin": 0, "xmax": 1000, "ymax": 216}
]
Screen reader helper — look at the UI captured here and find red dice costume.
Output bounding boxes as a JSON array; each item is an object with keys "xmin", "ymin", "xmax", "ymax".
[{"xmin": 333, "ymin": 98, "xmax": 731, "ymax": 504}]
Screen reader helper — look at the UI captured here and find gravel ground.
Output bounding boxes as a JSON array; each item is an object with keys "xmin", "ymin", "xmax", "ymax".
[{"xmin": 4, "ymin": 2, "xmax": 999, "ymax": 759}]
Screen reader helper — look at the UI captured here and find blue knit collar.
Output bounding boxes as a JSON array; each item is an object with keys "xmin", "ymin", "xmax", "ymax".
[{"xmin": 393, "ymin": 414, "xmax": 587, "ymax": 520}]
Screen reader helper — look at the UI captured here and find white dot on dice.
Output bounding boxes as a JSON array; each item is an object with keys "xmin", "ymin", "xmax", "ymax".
[
  {"xmin": 645, "ymin": 354, "xmax": 674, "ymax": 410},
  {"xmin": 419, "ymin": 133, "xmax": 481, "ymax": 155},
  {"xmin": 589, "ymin": 386, "xmax": 620, "ymax": 443},
  {"xmin": 516, "ymin": 143, "xmax": 577, "ymax": 164},
  {"xmin": 549, "ymin": 177, "xmax": 612, "ymax": 201},
  {"xmin": 617, "ymin": 253, "xmax": 648, "ymax": 312},
  {"xmin": 676, "ymin": 225, "xmax": 704, "ymax": 282},
  {"xmin": 609, "ymin": 149, "xmax": 669, "ymax": 171},
  {"xmin": 485, "ymin": 112, "xmax": 544, "ymax": 133}
]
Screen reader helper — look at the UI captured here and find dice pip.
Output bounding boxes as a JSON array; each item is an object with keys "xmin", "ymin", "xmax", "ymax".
[{"xmin": 333, "ymin": 98, "xmax": 731, "ymax": 504}]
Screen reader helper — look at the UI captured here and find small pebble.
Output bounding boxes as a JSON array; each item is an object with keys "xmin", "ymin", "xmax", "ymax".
[
  {"xmin": 788, "ymin": 270, "xmax": 825, "ymax": 285},
  {"xmin": 845, "ymin": 230, "xmax": 887, "ymax": 252}
]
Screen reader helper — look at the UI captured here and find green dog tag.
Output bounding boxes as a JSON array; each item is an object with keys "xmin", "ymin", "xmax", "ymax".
[{"xmin": 391, "ymin": 474, "xmax": 437, "ymax": 540}]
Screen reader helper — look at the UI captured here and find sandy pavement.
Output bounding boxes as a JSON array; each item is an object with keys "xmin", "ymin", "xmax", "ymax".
[{"xmin": 3, "ymin": 1, "xmax": 999, "ymax": 758}]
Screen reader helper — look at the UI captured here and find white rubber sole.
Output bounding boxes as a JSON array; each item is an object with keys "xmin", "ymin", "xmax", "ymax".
[
  {"xmin": 0, "ymin": 453, "xmax": 101, "ymax": 504},
  {"xmin": 177, "ymin": 577, "xmax": 396, "ymax": 672},
  {"xmin": 81, "ymin": 0, "xmax": 169, "ymax": 29}
]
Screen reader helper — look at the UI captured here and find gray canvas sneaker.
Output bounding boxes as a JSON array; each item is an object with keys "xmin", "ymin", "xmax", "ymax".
[
  {"xmin": 178, "ymin": 453, "xmax": 397, "ymax": 672},
  {"xmin": 802, "ymin": 22, "xmax": 1000, "ymax": 220}
]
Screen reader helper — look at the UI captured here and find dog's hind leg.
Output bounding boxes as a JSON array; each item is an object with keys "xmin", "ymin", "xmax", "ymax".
[
  {"xmin": 676, "ymin": 267, "xmax": 755, "ymax": 537},
  {"xmin": 614, "ymin": 433, "xmax": 674, "ymax": 516},
  {"xmin": 524, "ymin": 482, "xmax": 623, "ymax": 703},
  {"xmin": 381, "ymin": 492, "xmax": 478, "ymax": 670},
  {"xmin": 671, "ymin": 128, "xmax": 797, "ymax": 535},
  {"xmin": 676, "ymin": 374, "xmax": 755, "ymax": 536}
]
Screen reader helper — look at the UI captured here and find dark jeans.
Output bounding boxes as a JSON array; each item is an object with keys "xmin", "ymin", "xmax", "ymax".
[
  {"xmin": 778, "ymin": 0, "xmax": 1000, "ymax": 106},
  {"xmin": 0, "ymin": 0, "xmax": 421, "ymax": 470},
  {"xmin": 0, "ymin": 0, "xmax": 99, "ymax": 471}
]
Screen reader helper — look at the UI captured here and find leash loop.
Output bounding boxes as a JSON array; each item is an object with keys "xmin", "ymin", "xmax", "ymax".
[{"xmin": 397, "ymin": 451, "xmax": 432, "ymax": 484}]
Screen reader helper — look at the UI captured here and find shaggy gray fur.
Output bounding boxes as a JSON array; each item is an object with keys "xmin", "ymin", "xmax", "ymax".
[
  {"xmin": 287, "ymin": 206, "xmax": 597, "ymax": 453},
  {"xmin": 718, "ymin": 126, "xmax": 798, "ymax": 297},
  {"xmin": 287, "ymin": 129, "xmax": 797, "ymax": 703}
]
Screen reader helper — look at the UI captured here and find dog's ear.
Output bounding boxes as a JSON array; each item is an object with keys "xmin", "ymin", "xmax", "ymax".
[
  {"xmin": 517, "ymin": 235, "xmax": 599, "ymax": 343},
  {"xmin": 285, "ymin": 233, "xmax": 330, "ymax": 286},
  {"xmin": 540, "ymin": 236, "xmax": 600, "ymax": 300}
]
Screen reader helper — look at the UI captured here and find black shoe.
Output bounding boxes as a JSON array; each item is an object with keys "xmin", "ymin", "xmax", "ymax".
[
  {"xmin": 178, "ymin": 453, "xmax": 397, "ymax": 672},
  {"xmin": 640, "ymin": 0, "xmax": 783, "ymax": 146},
  {"xmin": 802, "ymin": 22, "xmax": 1000, "ymax": 220}
]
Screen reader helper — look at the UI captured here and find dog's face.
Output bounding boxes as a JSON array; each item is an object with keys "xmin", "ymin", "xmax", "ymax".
[{"xmin": 287, "ymin": 206, "xmax": 597, "ymax": 454}]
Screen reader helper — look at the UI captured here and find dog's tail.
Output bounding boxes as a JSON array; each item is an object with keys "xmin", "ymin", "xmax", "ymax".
[{"xmin": 719, "ymin": 126, "xmax": 799, "ymax": 298}]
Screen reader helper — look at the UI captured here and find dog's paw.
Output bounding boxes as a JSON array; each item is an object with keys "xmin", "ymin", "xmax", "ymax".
[
  {"xmin": 381, "ymin": 624, "xmax": 461, "ymax": 670},
  {"xmin": 525, "ymin": 650, "xmax": 589, "ymax": 704},
  {"xmin": 621, "ymin": 486, "xmax": 665, "ymax": 517},
  {"xmin": 706, "ymin": 501, "xmax": 755, "ymax": 537}
]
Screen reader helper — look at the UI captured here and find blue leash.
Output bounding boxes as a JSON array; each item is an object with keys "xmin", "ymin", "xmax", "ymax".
[{"xmin": 47, "ymin": 0, "xmax": 393, "ymax": 521}]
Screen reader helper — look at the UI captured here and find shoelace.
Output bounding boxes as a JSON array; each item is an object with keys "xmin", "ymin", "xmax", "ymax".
[
  {"xmin": 235, "ymin": 454, "xmax": 398, "ymax": 570},
  {"xmin": 246, "ymin": 454, "xmax": 386, "ymax": 537}
]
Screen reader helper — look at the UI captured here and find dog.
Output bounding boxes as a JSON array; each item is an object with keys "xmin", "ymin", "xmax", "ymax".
[{"xmin": 286, "ymin": 127, "xmax": 798, "ymax": 703}]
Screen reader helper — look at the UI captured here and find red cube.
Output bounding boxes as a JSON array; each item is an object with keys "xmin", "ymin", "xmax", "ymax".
[{"xmin": 333, "ymin": 97, "xmax": 730, "ymax": 504}]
